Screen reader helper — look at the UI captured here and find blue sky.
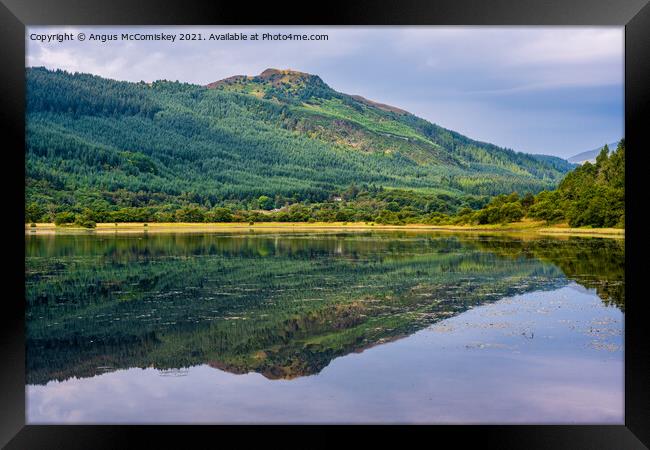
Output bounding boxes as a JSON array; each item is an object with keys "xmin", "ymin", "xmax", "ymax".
[{"xmin": 26, "ymin": 26, "xmax": 623, "ymax": 159}]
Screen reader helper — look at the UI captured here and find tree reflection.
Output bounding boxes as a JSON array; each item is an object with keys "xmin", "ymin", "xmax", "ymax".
[{"xmin": 26, "ymin": 232, "xmax": 624, "ymax": 384}]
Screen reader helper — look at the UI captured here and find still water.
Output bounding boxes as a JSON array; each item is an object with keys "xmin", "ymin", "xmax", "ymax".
[{"xmin": 25, "ymin": 231, "xmax": 624, "ymax": 423}]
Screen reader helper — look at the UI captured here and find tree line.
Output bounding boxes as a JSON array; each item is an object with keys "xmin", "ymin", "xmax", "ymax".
[{"xmin": 27, "ymin": 141, "xmax": 623, "ymax": 230}]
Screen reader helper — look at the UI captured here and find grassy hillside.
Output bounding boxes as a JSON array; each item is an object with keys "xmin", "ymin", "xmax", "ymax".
[{"xmin": 26, "ymin": 67, "xmax": 574, "ymax": 223}]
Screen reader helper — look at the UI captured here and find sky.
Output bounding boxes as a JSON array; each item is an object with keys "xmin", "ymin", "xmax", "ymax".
[{"xmin": 26, "ymin": 26, "xmax": 624, "ymax": 159}]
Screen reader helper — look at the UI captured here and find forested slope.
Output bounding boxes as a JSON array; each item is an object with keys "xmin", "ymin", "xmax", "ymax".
[
  {"xmin": 25, "ymin": 67, "xmax": 574, "ymax": 223},
  {"xmin": 440, "ymin": 141, "xmax": 625, "ymax": 228}
]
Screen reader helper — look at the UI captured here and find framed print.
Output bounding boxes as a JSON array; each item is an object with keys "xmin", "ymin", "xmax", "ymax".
[{"xmin": 1, "ymin": 0, "xmax": 649, "ymax": 447}]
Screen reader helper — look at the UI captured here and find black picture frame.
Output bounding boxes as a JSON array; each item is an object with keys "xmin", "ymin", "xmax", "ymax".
[{"xmin": 1, "ymin": 0, "xmax": 648, "ymax": 448}]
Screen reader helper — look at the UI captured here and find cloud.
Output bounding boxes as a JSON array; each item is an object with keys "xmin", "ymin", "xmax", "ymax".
[
  {"xmin": 505, "ymin": 28, "xmax": 622, "ymax": 66},
  {"xmin": 25, "ymin": 26, "xmax": 623, "ymax": 157},
  {"xmin": 389, "ymin": 27, "xmax": 623, "ymax": 92}
]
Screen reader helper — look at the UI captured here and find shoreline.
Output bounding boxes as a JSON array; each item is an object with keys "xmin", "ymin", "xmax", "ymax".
[{"xmin": 25, "ymin": 222, "xmax": 625, "ymax": 239}]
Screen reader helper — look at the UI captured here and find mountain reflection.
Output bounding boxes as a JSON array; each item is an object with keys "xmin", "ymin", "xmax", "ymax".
[{"xmin": 25, "ymin": 232, "xmax": 624, "ymax": 384}]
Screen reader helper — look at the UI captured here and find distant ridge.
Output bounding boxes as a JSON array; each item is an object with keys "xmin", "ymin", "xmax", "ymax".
[{"xmin": 568, "ymin": 141, "xmax": 619, "ymax": 164}]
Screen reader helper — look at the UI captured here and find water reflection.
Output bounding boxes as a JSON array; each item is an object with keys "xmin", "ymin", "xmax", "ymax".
[
  {"xmin": 25, "ymin": 232, "xmax": 624, "ymax": 386},
  {"xmin": 27, "ymin": 285, "xmax": 623, "ymax": 424}
]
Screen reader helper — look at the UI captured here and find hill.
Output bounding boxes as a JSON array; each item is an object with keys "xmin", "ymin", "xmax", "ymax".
[{"xmin": 25, "ymin": 67, "xmax": 575, "ymax": 223}]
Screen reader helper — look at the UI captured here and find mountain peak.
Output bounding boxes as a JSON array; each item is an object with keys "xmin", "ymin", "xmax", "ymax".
[
  {"xmin": 206, "ymin": 68, "xmax": 326, "ymax": 90},
  {"xmin": 206, "ymin": 68, "xmax": 412, "ymax": 116},
  {"xmin": 256, "ymin": 68, "xmax": 325, "ymax": 87},
  {"xmin": 258, "ymin": 68, "xmax": 311, "ymax": 79}
]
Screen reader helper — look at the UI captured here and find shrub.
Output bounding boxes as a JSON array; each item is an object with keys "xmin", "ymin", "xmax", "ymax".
[
  {"xmin": 54, "ymin": 212, "xmax": 76, "ymax": 226},
  {"xmin": 206, "ymin": 207, "xmax": 233, "ymax": 223},
  {"xmin": 175, "ymin": 206, "xmax": 207, "ymax": 222}
]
